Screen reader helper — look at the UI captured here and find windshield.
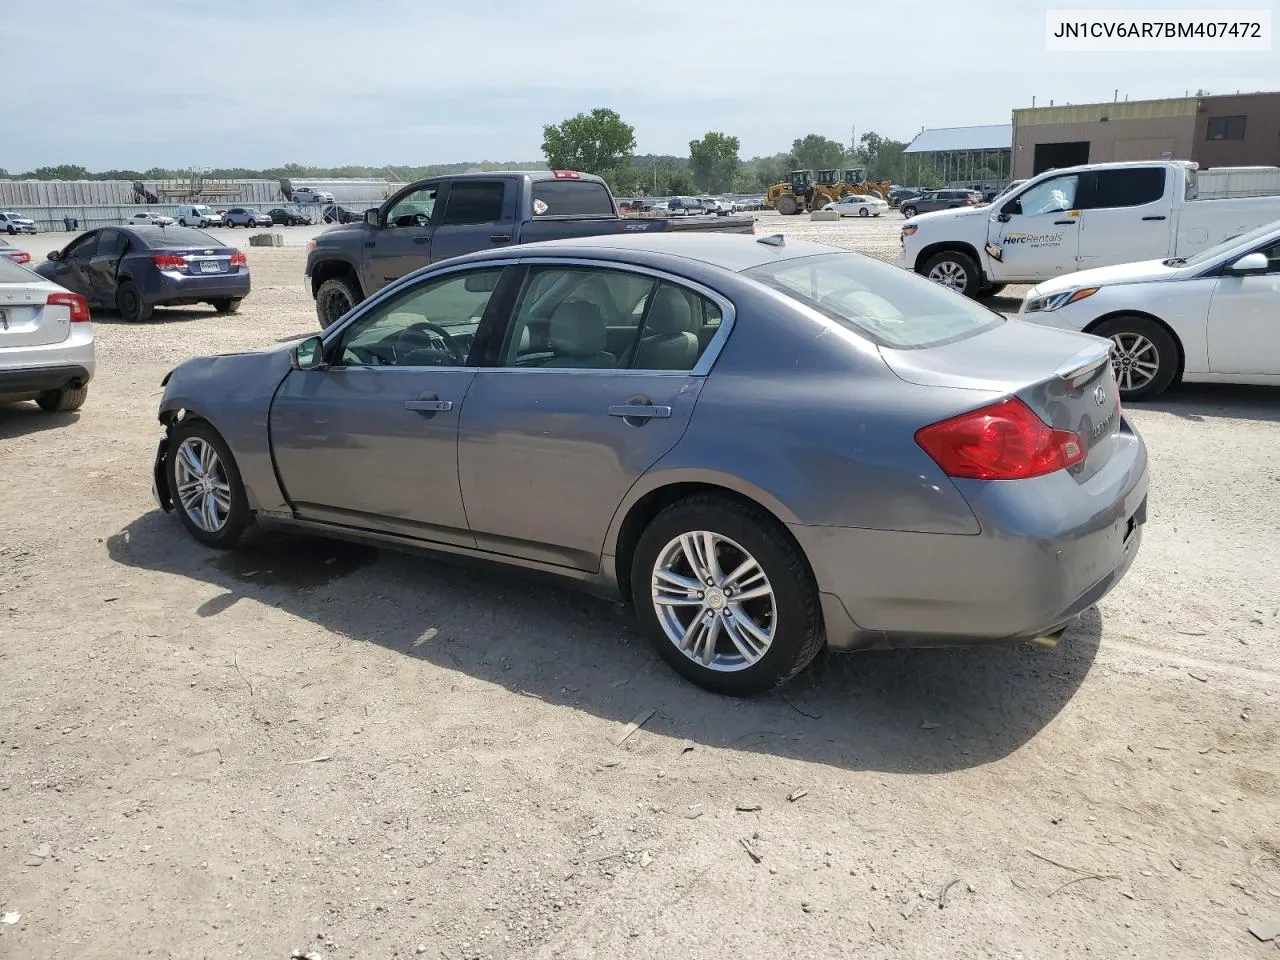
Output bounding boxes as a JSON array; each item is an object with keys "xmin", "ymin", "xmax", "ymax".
[
  {"xmin": 745, "ymin": 252, "xmax": 1003, "ymax": 350},
  {"xmin": 1176, "ymin": 221, "xmax": 1280, "ymax": 268}
]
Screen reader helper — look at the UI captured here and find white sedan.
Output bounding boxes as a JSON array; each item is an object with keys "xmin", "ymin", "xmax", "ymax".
[
  {"xmin": 824, "ymin": 194, "xmax": 889, "ymax": 218},
  {"xmin": 0, "ymin": 255, "xmax": 94, "ymax": 412},
  {"xmin": 129, "ymin": 212, "xmax": 176, "ymax": 227},
  {"xmin": 1018, "ymin": 221, "xmax": 1280, "ymax": 400}
]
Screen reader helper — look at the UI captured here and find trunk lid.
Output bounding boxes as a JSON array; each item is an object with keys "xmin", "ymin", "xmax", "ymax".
[
  {"xmin": 157, "ymin": 246, "xmax": 238, "ymax": 275},
  {"xmin": 0, "ymin": 283, "xmax": 70, "ymax": 348},
  {"xmin": 881, "ymin": 321, "xmax": 1121, "ymax": 480}
]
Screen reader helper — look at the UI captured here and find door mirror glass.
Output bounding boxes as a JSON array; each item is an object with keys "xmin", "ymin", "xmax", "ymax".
[
  {"xmin": 364, "ymin": 208, "xmax": 382, "ymax": 227},
  {"xmin": 293, "ymin": 335, "xmax": 326, "ymax": 370},
  {"xmin": 1226, "ymin": 252, "xmax": 1269, "ymax": 275}
]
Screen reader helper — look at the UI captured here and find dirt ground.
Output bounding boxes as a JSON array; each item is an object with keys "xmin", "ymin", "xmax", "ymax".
[{"xmin": 2, "ymin": 213, "xmax": 1279, "ymax": 960}]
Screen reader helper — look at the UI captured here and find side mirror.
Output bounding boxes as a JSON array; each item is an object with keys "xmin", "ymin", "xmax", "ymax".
[
  {"xmin": 364, "ymin": 208, "xmax": 382, "ymax": 227},
  {"xmin": 1225, "ymin": 252, "xmax": 1269, "ymax": 276},
  {"xmin": 292, "ymin": 335, "xmax": 326, "ymax": 371},
  {"xmin": 48, "ymin": 250, "xmax": 61, "ymax": 261}
]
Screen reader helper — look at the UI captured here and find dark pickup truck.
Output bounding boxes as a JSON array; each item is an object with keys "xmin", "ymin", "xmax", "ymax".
[{"xmin": 304, "ymin": 170, "xmax": 756, "ymax": 327}]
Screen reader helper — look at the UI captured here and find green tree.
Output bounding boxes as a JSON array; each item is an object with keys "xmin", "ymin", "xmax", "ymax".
[
  {"xmin": 789, "ymin": 134, "xmax": 847, "ymax": 172},
  {"xmin": 541, "ymin": 108, "xmax": 636, "ymax": 176},
  {"xmin": 31, "ymin": 164, "xmax": 90, "ymax": 180},
  {"xmin": 688, "ymin": 131, "xmax": 740, "ymax": 193},
  {"xmin": 850, "ymin": 131, "xmax": 908, "ymax": 183},
  {"xmin": 665, "ymin": 172, "xmax": 696, "ymax": 196}
]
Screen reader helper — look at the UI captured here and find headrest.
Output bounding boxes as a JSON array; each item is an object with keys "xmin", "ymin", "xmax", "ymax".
[
  {"xmin": 549, "ymin": 300, "xmax": 606, "ymax": 358},
  {"xmin": 645, "ymin": 285, "xmax": 694, "ymax": 336}
]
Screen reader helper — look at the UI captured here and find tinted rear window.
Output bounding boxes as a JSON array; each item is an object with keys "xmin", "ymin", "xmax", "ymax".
[
  {"xmin": 0, "ymin": 257, "xmax": 36, "ymax": 283},
  {"xmin": 136, "ymin": 227, "xmax": 220, "ymax": 248},
  {"xmin": 745, "ymin": 252, "xmax": 1002, "ymax": 350},
  {"xmin": 531, "ymin": 179, "xmax": 616, "ymax": 218},
  {"xmin": 1091, "ymin": 168, "xmax": 1166, "ymax": 208}
]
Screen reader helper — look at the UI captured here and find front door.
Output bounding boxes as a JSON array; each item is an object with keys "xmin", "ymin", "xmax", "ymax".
[
  {"xmin": 86, "ymin": 229, "xmax": 127, "ymax": 306},
  {"xmin": 1206, "ymin": 238, "xmax": 1280, "ymax": 375},
  {"xmin": 988, "ymin": 172, "xmax": 1083, "ymax": 282},
  {"xmin": 44, "ymin": 231, "xmax": 100, "ymax": 298},
  {"xmin": 1077, "ymin": 166, "xmax": 1173, "ymax": 270},
  {"xmin": 430, "ymin": 180, "xmax": 516, "ymax": 262},
  {"xmin": 269, "ymin": 264, "xmax": 508, "ymax": 546},
  {"xmin": 364, "ymin": 183, "xmax": 440, "ymax": 294},
  {"xmin": 458, "ymin": 264, "xmax": 723, "ymax": 571}
]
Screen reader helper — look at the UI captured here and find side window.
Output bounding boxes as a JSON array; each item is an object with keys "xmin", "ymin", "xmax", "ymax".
[
  {"xmin": 96, "ymin": 230, "xmax": 128, "ymax": 258},
  {"xmin": 66, "ymin": 233, "xmax": 99, "ymax": 261},
  {"xmin": 440, "ymin": 182, "xmax": 506, "ymax": 225},
  {"xmin": 1090, "ymin": 169, "xmax": 1165, "ymax": 209},
  {"xmin": 631, "ymin": 282, "xmax": 718, "ymax": 372},
  {"xmin": 502, "ymin": 267, "xmax": 657, "ymax": 369},
  {"xmin": 386, "ymin": 186, "xmax": 438, "ymax": 228},
  {"xmin": 1207, "ymin": 115, "xmax": 1247, "ymax": 140},
  {"xmin": 334, "ymin": 268, "xmax": 503, "ymax": 368},
  {"xmin": 1259, "ymin": 240, "xmax": 1280, "ymax": 273},
  {"xmin": 1012, "ymin": 175, "xmax": 1079, "ymax": 216}
]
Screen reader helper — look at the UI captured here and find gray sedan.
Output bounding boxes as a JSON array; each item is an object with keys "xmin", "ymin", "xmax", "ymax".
[{"xmin": 151, "ymin": 233, "xmax": 1147, "ymax": 695}]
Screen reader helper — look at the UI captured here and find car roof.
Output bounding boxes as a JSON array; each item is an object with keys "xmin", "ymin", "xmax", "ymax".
[{"xmin": 492, "ymin": 232, "xmax": 845, "ymax": 273}]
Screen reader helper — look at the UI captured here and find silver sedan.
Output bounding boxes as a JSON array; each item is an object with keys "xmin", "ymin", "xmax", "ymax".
[{"xmin": 151, "ymin": 234, "xmax": 1147, "ymax": 695}]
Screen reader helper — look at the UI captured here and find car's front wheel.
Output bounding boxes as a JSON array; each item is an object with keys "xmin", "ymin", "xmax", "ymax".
[
  {"xmin": 921, "ymin": 250, "xmax": 981, "ymax": 297},
  {"xmin": 901, "ymin": 206, "xmax": 917, "ymax": 218},
  {"xmin": 631, "ymin": 495, "xmax": 824, "ymax": 696},
  {"xmin": 166, "ymin": 419, "xmax": 252, "ymax": 549},
  {"xmin": 314, "ymin": 275, "xmax": 361, "ymax": 328},
  {"xmin": 35, "ymin": 385, "xmax": 88, "ymax": 412},
  {"xmin": 1092, "ymin": 315, "xmax": 1180, "ymax": 401}
]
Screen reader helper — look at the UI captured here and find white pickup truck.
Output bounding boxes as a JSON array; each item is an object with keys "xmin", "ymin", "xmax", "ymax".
[{"xmin": 898, "ymin": 160, "xmax": 1280, "ymax": 298}]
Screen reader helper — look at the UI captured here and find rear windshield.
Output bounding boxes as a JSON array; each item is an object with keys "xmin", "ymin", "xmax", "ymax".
[
  {"xmin": 138, "ymin": 227, "xmax": 220, "ymax": 248},
  {"xmin": 745, "ymin": 252, "xmax": 1003, "ymax": 350},
  {"xmin": 0, "ymin": 257, "xmax": 36, "ymax": 282},
  {"xmin": 531, "ymin": 179, "xmax": 615, "ymax": 218}
]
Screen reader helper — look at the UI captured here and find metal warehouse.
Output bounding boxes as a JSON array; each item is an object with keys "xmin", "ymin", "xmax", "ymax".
[
  {"xmin": 1012, "ymin": 91, "xmax": 1280, "ymax": 178},
  {"xmin": 902, "ymin": 124, "xmax": 1013, "ymax": 185}
]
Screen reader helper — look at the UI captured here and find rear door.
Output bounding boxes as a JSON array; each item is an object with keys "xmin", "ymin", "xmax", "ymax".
[
  {"xmin": 1077, "ymin": 167, "xmax": 1173, "ymax": 270},
  {"xmin": 364, "ymin": 182, "xmax": 440, "ymax": 293},
  {"xmin": 988, "ymin": 172, "xmax": 1084, "ymax": 281},
  {"xmin": 430, "ymin": 180, "xmax": 515, "ymax": 261},
  {"xmin": 457, "ymin": 262, "xmax": 728, "ymax": 570},
  {"xmin": 86, "ymin": 229, "xmax": 128, "ymax": 305}
]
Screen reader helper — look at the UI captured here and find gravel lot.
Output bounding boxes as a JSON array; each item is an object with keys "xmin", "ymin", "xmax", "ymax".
[{"xmin": 2, "ymin": 213, "xmax": 1278, "ymax": 960}]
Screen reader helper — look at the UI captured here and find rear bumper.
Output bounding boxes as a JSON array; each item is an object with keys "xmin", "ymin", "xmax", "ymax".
[
  {"xmin": 797, "ymin": 422, "xmax": 1149, "ymax": 650},
  {"xmin": 0, "ymin": 363, "xmax": 92, "ymax": 396},
  {"xmin": 143, "ymin": 270, "xmax": 251, "ymax": 306}
]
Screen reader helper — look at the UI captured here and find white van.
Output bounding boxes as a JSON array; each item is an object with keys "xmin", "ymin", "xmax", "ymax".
[{"xmin": 175, "ymin": 204, "xmax": 224, "ymax": 228}]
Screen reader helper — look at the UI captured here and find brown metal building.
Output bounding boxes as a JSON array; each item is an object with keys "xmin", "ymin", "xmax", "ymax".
[{"xmin": 1011, "ymin": 92, "xmax": 1280, "ymax": 178}]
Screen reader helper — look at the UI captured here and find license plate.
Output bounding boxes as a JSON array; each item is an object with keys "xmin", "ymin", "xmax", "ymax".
[{"xmin": 199, "ymin": 260, "xmax": 220, "ymax": 274}]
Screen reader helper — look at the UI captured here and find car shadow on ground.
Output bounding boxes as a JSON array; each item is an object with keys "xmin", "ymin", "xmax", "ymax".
[
  {"xmin": 0, "ymin": 403, "xmax": 79, "ymax": 439},
  {"xmin": 91, "ymin": 306, "xmax": 222, "ymax": 326},
  {"xmin": 107, "ymin": 511, "xmax": 1102, "ymax": 776},
  {"xmin": 1140, "ymin": 383, "xmax": 1280, "ymax": 423}
]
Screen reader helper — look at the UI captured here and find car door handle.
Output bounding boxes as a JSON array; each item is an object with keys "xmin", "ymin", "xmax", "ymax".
[
  {"xmin": 1142, "ymin": 215, "xmax": 1167, "ymax": 221},
  {"xmin": 489, "ymin": 234, "xmax": 511, "ymax": 244},
  {"xmin": 1054, "ymin": 219, "xmax": 1076, "ymax": 226},
  {"xmin": 608, "ymin": 404, "xmax": 671, "ymax": 419},
  {"xmin": 413, "ymin": 236, "xmax": 431, "ymax": 244},
  {"xmin": 405, "ymin": 398, "xmax": 452, "ymax": 412}
]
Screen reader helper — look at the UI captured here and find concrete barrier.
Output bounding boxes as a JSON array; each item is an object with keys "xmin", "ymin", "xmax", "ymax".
[
  {"xmin": 249, "ymin": 233, "xmax": 284, "ymax": 247},
  {"xmin": 809, "ymin": 209, "xmax": 840, "ymax": 221}
]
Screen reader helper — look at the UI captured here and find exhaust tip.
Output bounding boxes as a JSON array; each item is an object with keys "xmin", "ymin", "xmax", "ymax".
[{"xmin": 1025, "ymin": 629, "xmax": 1066, "ymax": 650}]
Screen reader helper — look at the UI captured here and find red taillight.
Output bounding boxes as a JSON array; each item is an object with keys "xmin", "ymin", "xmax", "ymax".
[
  {"xmin": 230, "ymin": 251, "xmax": 247, "ymax": 266},
  {"xmin": 10, "ymin": 251, "xmax": 31, "ymax": 264},
  {"xmin": 915, "ymin": 397, "xmax": 1084, "ymax": 480},
  {"xmin": 47, "ymin": 291, "xmax": 91, "ymax": 323},
  {"xmin": 151, "ymin": 253, "xmax": 186, "ymax": 269}
]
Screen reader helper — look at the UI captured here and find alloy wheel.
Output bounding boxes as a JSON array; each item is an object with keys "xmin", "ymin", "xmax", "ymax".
[
  {"xmin": 927, "ymin": 260, "xmax": 968, "ymax": 290},
  {"xmin": 1109, "ymin": 332, "xmax": 1160, "ymax": 392},
  {"xmin": 173, "ymin": 437, "xmax": 233, "ymax": 533},
  {"xmin": 651, "ymin": 531, "xmax": 776, "ymax": 672}
]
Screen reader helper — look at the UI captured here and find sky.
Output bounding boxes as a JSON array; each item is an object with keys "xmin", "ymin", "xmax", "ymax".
[{"xmin": 2, "ymin": 0, "xmax": 1278, "ymax": 172}]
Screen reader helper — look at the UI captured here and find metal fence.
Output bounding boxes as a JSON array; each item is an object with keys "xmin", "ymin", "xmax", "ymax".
[{"xmin": 3, "ymin": 201, "xmax": 383, "ymax": 233}]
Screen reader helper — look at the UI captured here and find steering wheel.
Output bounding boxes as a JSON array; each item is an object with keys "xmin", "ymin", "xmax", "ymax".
[{"xmin": 393, "ymin": 321, "xmax": 463, "ymax": 364}]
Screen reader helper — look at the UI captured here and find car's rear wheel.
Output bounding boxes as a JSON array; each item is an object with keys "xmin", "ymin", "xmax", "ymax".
[
  {"xmin": 315, "ymin": 276, "xmax": 361, "ymax": 329},
  {"xmin": 166, "ymin": 420, "xmax": 251, "ymax": 549},
  {"xmin": 35, "ymin": 385, "xmax": 88, "ymax": 412},
  {"xmin": 921, "ymin": 250, "xmax": 981, "ymax": 297},
  {"xmin": 631, "ymin": 495, "xmax": 824, "ymax": 696},
  {"xmin": 116, "ymin": 282, "xmax": 153, "ymax": 323},
  {"xmin": 212, "ymin": 299, "xmax": 241, "ymax": 314},
  {"xmin": 1092, "ymin": 314, "xmax": 1179, "ymax": 401}
]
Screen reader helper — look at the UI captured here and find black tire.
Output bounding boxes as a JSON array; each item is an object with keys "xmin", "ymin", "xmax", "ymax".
[
  {"xmin": 6, "ymin": 226, "xmax": 15, "ymax": 235},
  {"xmin": 116, "ymin": 282, "xmax": 153, "ymax": 322},
  {"xmin": 314, "ymin": 275, "xmax": 362, "ymax": 329},
  {"xmin": 630, "ymin": 494, "xmax": 824, "ymax": 696},
  {"xmin": 35, "ymin": 385, "xmax": 88, "ymax": 412},
  {"xmin": 1091, "ymin": 315, "xmax": 1180, "ymax": 401},
  {"xmin": 212, "ymin": 299, "xmax": 241, "ymax": 314},
  {"xmin": 165, "ymin": 419, "xmax": 252, "ymax": 549},
  {"xmin": 775, "ymin": 194, "xmax": 799, "ymax": 216},
  {"xmin": 858, "ymin": 206, "xmax": 869, "ymax": 217},
  {"xmin": 920, "ymin": 249, "xmax": 982, "ymax": 298},
  {"xmin": 901, "ymin": 206, "xmax": 917, "ymax": 218}
]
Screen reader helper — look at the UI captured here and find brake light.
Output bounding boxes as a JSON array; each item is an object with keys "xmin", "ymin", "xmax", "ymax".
[
  {"xmin": 9, "ymin": 251, "xmax": 31, "ymax": 264},
  {"xmin": 230, "ymin": 251, "xmax": 247, "ymax": 266},
  {"xmin": 915, "ymin": 397, "xmax": 1084, "ymax": 480},
  {"xmin": 552, "ymin": 170, "xmax": 581, "ymax": 179},
  {"xmin": 47, "ymin": 291, "xmax": 91, "ymax": 323},
  {"xmin": 151, "ymin": 253, "xmax": 186, "ymax": 269}
]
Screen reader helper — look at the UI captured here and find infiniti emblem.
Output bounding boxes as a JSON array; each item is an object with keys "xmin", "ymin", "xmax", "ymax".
[{"xmin": 1093, "ymin": 385, "xmax": 1107, "ymax": 406}]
